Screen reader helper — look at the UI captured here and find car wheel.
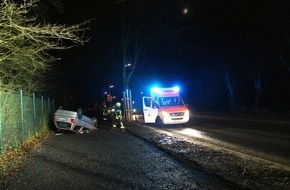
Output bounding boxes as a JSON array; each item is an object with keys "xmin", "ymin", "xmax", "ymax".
[{"xmin": 77, "ymin": 108, "xmax": 83, "ymax": 119}]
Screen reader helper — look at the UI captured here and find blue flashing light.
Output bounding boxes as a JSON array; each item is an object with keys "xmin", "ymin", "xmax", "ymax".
[
  {"xmin": 173, "ymin": 86, "xmax": 180, "ymax": 92},
  {"xmin": 151, "ymin": 87, "xmax": 161, "ymax": 94}
]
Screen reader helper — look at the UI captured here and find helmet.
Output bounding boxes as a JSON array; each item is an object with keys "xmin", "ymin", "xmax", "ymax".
[{"xmin": 116, "ymin": 102, "xmax": 121, "ymax": 107}]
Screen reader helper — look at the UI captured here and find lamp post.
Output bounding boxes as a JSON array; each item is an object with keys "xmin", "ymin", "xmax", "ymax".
[{"xmin": 108, "ymin": 84, "xmax": 114, "ymax": 108}]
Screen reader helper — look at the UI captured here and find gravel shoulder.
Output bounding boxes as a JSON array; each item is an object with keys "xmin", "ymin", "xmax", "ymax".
[{"xmin": 124, "ymin": 121, "xmax": 290, "ymax": 190}]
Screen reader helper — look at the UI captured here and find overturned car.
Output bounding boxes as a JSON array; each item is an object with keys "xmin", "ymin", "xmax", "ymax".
[{"xmin": 53, "ymin": 107, "xmax": 98, "ymax": 133}]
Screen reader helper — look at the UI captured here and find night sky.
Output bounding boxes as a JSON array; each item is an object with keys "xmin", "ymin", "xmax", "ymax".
[{"xmin": 49, "ymin": 0, "xmax": 290, "ymax": 113}]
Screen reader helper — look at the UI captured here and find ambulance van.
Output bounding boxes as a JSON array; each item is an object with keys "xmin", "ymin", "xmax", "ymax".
[{"xmin": 142, "ymin": 86, "xmax": 190, "ymax": 126}]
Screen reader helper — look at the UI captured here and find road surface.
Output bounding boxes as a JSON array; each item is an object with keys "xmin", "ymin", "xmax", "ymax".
[
  {"xmin": 162, "ymin": 116, "xmax": 290, "ymax": 167},
  {"xmin": 2, "ymin": 125, "xmax": 236, "ymax": 190}
]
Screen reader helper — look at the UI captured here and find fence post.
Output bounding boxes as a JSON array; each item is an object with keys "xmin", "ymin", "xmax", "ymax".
[
  {"xmin": 52, "ymin": 99, "xmax": 55, "ymax": 113},
  {"xmin": 20, "ymin": 89, "xmax": 25, "ymax": 142},
  {"xmin": 0, "ymin": 100, "xmax": 2, "ymax": 151},
  {"xmin": 48, "ymin": 98, "xmax": 51, "ymax": 115},
  {"xmin": 41, "ymin": 96, "xmax": 44, "ymax": 121},
  {"xmin": 33, "ymin": 93, "xmax": 36, "ymax": 123}
]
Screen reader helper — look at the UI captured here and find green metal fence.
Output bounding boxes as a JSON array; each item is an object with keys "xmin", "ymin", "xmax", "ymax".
[{"xmin": 0, "ymin": 90, "xmax": 54, "ymax": 153}]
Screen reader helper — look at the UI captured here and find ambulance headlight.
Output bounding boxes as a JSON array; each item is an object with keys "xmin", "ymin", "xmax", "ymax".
[
  {"xmin": 162, "ymin": 111, "xmax": 170, "ymax": 117},
  {"xmin": 184, "ymin": 109, "xmax": 189, "ymax": 116}
]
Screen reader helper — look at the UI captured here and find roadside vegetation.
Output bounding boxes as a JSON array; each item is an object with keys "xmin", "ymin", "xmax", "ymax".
[
  {"xmin": 0, "ymin": 123, "xmax": 53, "ymax": 185},
  {"xmin": 0, "ymin": 0, "xmax": 89, "ymax": 184},
  {"xmin": 0, "ymin": 0, "xmax": 89, "ymax": 93}
]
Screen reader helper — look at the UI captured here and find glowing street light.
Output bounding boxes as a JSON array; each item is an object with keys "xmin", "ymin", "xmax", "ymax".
[
  {"xmin": 125, "ymin": 63, "xmax": 131, "ymax": 67},
  {"xmin": 183, "ymin": 8, "xmax": 189, "ymax": 15}
]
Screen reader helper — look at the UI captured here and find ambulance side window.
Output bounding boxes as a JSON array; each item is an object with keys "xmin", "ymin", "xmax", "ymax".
[
  {"xmin": 144, "ymin": 98, "xmax": 159, "ymax": 108},
  {"xmin": 144, "ymin": 98, "xmax": 151, "ymax": 107},
  {"xmin": 152, "ymin": 101, "xmax": 159, "ymax": 109}
]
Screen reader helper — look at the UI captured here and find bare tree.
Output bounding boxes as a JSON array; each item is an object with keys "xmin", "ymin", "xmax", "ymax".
[
  {"xmin": 0, "ymin": 0, "xmax": 89, "ymax": 93},
  {"xmin": 263, "ymin": 0, "xmax": 290, "ymax": 73},
  {"xmin": 115, "ymin": 0, "xmax": 181, "ymax": 120},
  {"xmin": 235, "ymin": 0, "xmax": 290, "ymax": 74},
  {"xmin": 223, "ymin": 65, "xmax": 239, "ymax": 112},
  {"xmin": 116, "ymin": 0, "xmax": 177, "ymax": 89},
  {"xmin": 240, "ymin": 54, "xmax": 270, "ymax": 112}
]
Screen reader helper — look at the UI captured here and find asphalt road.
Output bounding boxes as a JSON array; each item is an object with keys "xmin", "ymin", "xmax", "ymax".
[
  {"xmin": 170, "ymin": 116, "xmax": 290, "ymax": 166},
  {"xmin": 2, "ymin": 125, "xmax": 234, "ymax": 190}
]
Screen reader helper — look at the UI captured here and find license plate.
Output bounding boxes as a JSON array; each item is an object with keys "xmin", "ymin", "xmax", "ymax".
[{"xmin": 57, "ymin": 122, "xmax": 70, "ymax": 128}]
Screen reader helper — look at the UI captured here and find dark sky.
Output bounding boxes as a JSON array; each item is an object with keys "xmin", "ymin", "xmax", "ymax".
[{"xmin": 50, "ymin": 0, "xmax": 290, "ymax": 112}]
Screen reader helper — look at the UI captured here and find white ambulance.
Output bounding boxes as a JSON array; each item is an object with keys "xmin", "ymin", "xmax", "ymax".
[{"xmin": 142, "ymin": 86, "xmax": 190, "ymax": 126}]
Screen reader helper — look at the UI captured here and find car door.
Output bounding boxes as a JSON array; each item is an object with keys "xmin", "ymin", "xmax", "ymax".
[{"xmin": 142, "ymin": 97, "xmax": 159, "ymax": 123}]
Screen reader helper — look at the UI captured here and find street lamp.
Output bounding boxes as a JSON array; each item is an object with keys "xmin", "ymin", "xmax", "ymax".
[
  {"xmin": 108, "ymin": 84, "xmax": 114, "ymax": 108},
  {"xmin": 183, "ymin": 8, "xmax": 189, "ymax": 15},
  {"xmin": 125, "ymin": 63, "xmax": 131, "ymax": 67}
]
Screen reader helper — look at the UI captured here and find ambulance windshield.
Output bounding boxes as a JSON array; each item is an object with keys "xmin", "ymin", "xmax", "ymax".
[{"xmin": 158, "ymin": 96, "xmax": 185, "ymax": 107}]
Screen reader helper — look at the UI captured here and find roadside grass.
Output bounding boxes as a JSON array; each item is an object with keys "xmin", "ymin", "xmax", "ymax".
[{"xmin": 0, "ymin": 130, "xmax": 53, "ymax": 185}]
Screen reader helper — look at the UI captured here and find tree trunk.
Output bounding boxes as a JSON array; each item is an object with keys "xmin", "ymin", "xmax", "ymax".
[{"xmin": 224, "ymin": 67, "xmax": 238, "ymax": 112}]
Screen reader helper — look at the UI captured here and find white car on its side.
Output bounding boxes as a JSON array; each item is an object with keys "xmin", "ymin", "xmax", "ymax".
[{"xmin": 53, "ymin": 107, "xmax": 97, "ymax": 133}]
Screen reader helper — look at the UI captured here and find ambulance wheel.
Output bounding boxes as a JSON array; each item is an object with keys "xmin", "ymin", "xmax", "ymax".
[
  {"xmin": 77, "ymin": 108, "xmax": 83, "ymax": 119},
  {"xmin": 155, "ymin": 117, "xmax": 164, "ymax": 127}
]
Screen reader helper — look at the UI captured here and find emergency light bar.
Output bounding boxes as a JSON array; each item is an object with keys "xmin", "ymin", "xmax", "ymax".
[
  {"xmin": 151, "ymin": 87, "xmax": 161, "ymax": 94},
  {"xmin": 150, "ymin": 86, "xmax": 181, "ymax": 97},
  {"xmin": 173, "ymin": 86, "xmax": 180, "ymax": 92},
  {"xmin": 151, "ymin": 86, "xmax": 180, "ymax": 94}
]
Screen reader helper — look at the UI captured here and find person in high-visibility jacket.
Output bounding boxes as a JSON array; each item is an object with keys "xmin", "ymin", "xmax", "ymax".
[{"xmin": 112, "ymin": 102, "xmax": 124, "ymax": 129}]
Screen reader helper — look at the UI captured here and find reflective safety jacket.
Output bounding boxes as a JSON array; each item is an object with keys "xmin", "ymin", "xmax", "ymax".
[{"xmin": 112, "ymin": 106, "xmax": 122, "ymax": 119}]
